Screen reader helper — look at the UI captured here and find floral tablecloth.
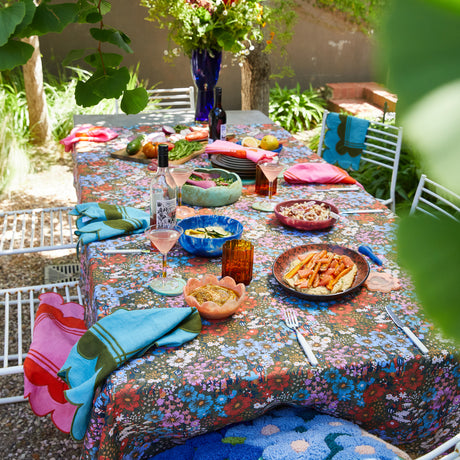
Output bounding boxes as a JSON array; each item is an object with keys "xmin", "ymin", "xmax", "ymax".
[{"xmin": 73, "ymin": 123, "xmax": 460, "ymax": 459}]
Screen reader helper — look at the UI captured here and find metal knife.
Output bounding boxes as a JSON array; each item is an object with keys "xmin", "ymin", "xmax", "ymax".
[
  {"xmin": 385, "ymin": 306, "xmax": 429, "ymax": 354},
  {"xmin": 341, "ymin": 209, "xmax": 386, "ymax": 214}
]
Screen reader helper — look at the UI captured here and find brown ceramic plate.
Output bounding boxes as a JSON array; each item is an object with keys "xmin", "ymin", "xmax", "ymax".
[
  {"xmin": 272, "ymin": 243, "xmax": 370, "ymax": 301},
  {"xmin": 274, "ymin": 200, "xmax": 338, "ymax": 231}
]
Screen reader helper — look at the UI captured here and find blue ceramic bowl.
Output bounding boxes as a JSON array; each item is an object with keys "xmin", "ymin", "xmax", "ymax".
[{"xmin": 177, "ymin": 215, "xmax": 244, "ymax": 257}]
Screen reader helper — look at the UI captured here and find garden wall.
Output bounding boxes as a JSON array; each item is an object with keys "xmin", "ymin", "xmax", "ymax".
[{"xmin": 40, "ymin": 1, "xmax": 378, "ymax": 111}]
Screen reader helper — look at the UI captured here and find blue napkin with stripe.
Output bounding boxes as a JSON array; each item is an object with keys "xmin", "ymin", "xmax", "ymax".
[
  {"xmin": 322, "ymin": 112, "xmax": 370, "ymax": 170},
  {"xmin": 58, "ymin": 307, "xmax": 201, "ymax": 441},
  {"xmin": 70, "ymin": 202, "xmax": 149, "ymax": 246}
]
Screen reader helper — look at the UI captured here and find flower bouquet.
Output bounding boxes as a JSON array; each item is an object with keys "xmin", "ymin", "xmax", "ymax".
[{"xmin": 141, "ymin": 0, "xmax": 266, "ymax": 59}]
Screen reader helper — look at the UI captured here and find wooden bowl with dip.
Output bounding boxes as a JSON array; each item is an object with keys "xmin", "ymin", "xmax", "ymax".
[{"xmin": 183, "ymin": 274, "xmax": 246, "ymax": 320}]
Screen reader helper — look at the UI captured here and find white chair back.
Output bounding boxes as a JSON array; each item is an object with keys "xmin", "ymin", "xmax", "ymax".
[
  {"xmin": 114, "ymin": 86, "xmax": 195, "ymax": 114},
  {"xmin": 0, "ymin": 281, "xmax": 83, "ymax": 404},
  {"xmin": 416, "ymin": 432, "xmax": 460, "ymax": 459},
  {"xmin": 410, "ymin": 174, "xmax": 460, "ymax": 221},
  {"xmin": 0, "ymin": 206, "xmax": 77, "ymax": 255},
  {"xmin": 317, "ymin": 110, "xmax": 403, "ymax": 212}
]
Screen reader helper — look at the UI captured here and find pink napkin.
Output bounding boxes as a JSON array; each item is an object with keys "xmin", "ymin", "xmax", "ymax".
[
  {"xmin": 283, "ymin": 163, "xmax": 359, "ymax": 185},
  {"xmin": 205, "ymin": 140, "xmax": 278, "ymax": 163},
  {"xmin": 60, "ymin": 124, "xmax": 118, "ymax": 152},
  {"xmin": 23, "ymin": 292, "xmax": 87, "ymax": 433}
]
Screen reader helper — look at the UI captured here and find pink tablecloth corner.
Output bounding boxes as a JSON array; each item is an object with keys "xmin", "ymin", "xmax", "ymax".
[
  {"xmin": 60, "ymin": 124, "xmax": 118, "ymax": 153},
  {"xmin": 23, "ymin": 292, "xmax": 87, "ymax": 433}
]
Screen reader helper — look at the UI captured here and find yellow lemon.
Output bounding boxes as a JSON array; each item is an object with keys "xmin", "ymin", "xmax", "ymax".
[
  {"xmin": 242, "ymin": 136, "xmax": 260, "ymax": 148},
  {"xmin": 259, "ymin": 135, "xmax": 279, "ymax": 151}
]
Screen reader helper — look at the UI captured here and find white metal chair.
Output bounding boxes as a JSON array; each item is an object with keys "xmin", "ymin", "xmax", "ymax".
[
  {"xmin": 0, "ymin": 281, "xmax": 84, "ymax": 404},
  {"xmin": 410, "ymin": 174, "xmax": 460, "ymax": 221},
  {"xmin": 416, "ymin": 433, "xmax": 460, "ymax": 459},
  {"xmin": 0, "ymin": 206, "xmax": 77, "ymax": 255},
  {"xmin": 317, "ymin": 110, "xmax": 403, "ymax": 212},
  {"xmin": 114, "ymin": 86, "xmax": 195, "ymax": 115}
]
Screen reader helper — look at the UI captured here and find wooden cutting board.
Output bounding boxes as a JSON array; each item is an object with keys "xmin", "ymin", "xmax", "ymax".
[{"xmin": 110, "ymin": 145, "xmax": 206, "ymax": 165}]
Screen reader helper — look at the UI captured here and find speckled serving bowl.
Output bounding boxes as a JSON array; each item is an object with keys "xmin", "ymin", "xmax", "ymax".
[
  {"xmin": 177, "ymin": 215, "xmax": 244, "ymax": 257},
  {"xmin": 183, "ymin": 274, "xmax": 246, "ymax": 320},
  {"xmin": 181, "ymin": 168, "xmax": 242, "ymax": 207}
]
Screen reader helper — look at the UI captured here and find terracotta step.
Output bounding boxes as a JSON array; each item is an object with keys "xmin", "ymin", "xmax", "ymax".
[
  {"xmin": 325, "ymin": 82, "xmax": 397, "ymax": 113},
  {"xmin": 327, "ymin": 99, "xmax": 386, "ymax": 119}
]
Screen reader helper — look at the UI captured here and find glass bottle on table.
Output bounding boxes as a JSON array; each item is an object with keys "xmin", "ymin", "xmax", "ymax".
[
  {"xmin": 208, "ymin": 86, "xmax": 227, "ymax": 142},
  {"xmin": 150, "ymin": 144, "xmax": 176, "ymax": 230}
]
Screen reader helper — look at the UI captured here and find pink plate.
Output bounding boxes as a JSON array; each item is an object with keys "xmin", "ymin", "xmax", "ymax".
[{"xmin": 274, "ymin": 199, "xmax": 338, "ymax": 231}]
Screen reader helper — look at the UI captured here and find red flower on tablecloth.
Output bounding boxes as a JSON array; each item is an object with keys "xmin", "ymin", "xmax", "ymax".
[
  {"xmin": 400, "ymin": 362, "xmax": 424, "ymax": 391},
  {"xmin": 223, "ymin": 394, "xmax": 253, "ymax": 416},
  {"xmin": 351, "ymin": 404, "xmax": 376, "ymax": 423},
  {"xmin": 363, "ymin": 383, "xmax": 387, "ymax": 402},
  {"xmin": 117, "ymin": 384, "xmax": 141, "ymax": 410},
  {"xmin": 265, "ymin": 368, "xmax": 290, "ymax": 392}
]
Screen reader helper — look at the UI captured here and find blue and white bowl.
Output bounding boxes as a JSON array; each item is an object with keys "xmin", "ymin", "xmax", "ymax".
[{"xmin": 177, "ymin": 215, "xmax": 244, "ymax": 257}]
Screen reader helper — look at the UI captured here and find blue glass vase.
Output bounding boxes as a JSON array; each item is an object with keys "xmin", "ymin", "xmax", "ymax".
[{"xmin": 191, "ymin": 49, "xmax": 222, "ymax": 122}]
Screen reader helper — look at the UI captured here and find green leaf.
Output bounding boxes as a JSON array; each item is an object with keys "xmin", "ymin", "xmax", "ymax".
[
  {"xmin": 90, "ymin": 28, "xmax": 132, "ymax": 53},
  {"xmin": 85, "ymin": 12, "xmax": 103, "ymax": 23},
  {"xmin": 23, "ymin": 3, "xmax": 78, "ymax": 36},
  {"xmin": 120, "ymin": 88, "xmax": 149, "ymax": 114},
  {"xmin": 0, "ymin": 39, "xmax": 34, "ymax": 71},
  {"xmin": 398, "ymin": 215, "xmax": 460, "ymax": 345},
  {"xmin": 13, "ymin": 0, "xmax": 36, "ymax": 37},
  {"xmin": 378, "ymin": 0, "xmax": 460, "ymax": 117},
  {"xmin": 0, "ymin": 2, "xmax": 25, "ymax": 46},
  {"xmin": 62, "ymin": 48, "xmax": 88, "ymax": 66},
  {"xmin": 84, "ymin": 52, "xmax": 123, "ymax": 69},
  {"xmin": 75, "ymin": 66, "xmax": 130, "ymax": 107}
]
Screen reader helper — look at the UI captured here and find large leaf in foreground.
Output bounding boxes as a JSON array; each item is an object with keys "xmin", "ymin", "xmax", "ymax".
[
  {"xmin": 75, "ymin": 67, "xmax": 130, "ymax": 107},
  {"xmin": 398, "ymin": 215, "xmax": 460, "ymax": 345},
  {"xmin": 0, "ymin": 2, "xmax": 25, "ymax": 46},
  {"xmin": 120, "ymin": 88, "xmax": 149, "ymax": 114},
  {"xmin": 0, "ymin": 39, "xmax": 34, "ymax": 71}
]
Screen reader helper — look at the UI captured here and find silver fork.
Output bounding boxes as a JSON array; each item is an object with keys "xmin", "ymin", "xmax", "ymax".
[{"xmin": 282, "ymin": 308, "xmax": 318, "ymax": 366}]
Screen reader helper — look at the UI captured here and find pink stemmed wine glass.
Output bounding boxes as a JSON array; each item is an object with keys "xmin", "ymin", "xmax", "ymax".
[
  {"xmin": 170, "ymin": 165, "xmax": 196, "ymax": 219},
  {"xmin": 144, "ymin": 225, "xmax": 185, "ymax": 296},
  {"xmin": 253, "ymin": 160, "xmax": 286, "ymax": 212}
]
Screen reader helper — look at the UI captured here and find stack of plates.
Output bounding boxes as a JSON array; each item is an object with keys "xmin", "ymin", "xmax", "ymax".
[{"xmin": 210, "ymin": 154, "xmax": 257, "ymax": 179}]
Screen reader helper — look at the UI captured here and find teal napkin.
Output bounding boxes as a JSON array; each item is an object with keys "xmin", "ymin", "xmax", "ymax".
[
  {"xmin": 70, "ymin": 202, "xmax": 149, "ymax": 245},
  {"xmin": 323, "ymin": 112, "xmax": 370, "ymax": 170},
  {"xmin": 58, "ymin": 307, "xmax": 201, "ymax": 441}
]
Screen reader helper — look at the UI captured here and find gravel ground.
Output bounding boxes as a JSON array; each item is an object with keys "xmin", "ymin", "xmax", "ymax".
[{"xmin": 0, "ymin": 155, "xmax": 82, "ymax": 459}]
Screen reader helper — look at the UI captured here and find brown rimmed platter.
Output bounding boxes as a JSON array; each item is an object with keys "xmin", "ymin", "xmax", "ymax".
[
  {"xmin": 274, "ymin": 199, "xmax": 338, "ymax": 231},
  {"xmin": 272, "ymin": 243, "xmax": 370, "ymax": 301}
]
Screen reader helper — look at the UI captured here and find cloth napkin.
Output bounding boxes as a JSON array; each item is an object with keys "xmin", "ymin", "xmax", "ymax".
[
  {"xmin": 23, "ymin": 292, "xmax": 87, "ymax": 433},
  {"xmin": 283, "ymin": 163, "xmax": 359, "ymax": 185},
  {"xmin": 58, "ymin": 306, "xmax": 202, "ymax": 441},
  {"xmin": 60, "ymin": 124, "xmax": 118, "ymax": 153},
  {"xmin": 322, "ymin": 113, "xmax": 370, "ymax": 170},
  {"xmin": 70, "ymin": 202, "xmax": 149, "ymax": 246},
  {"xmin": 205, "ymin": 140, "xmax": 278, "ymax": 163},
  {"xmin": 186, "ymin": 171, "xmax": 221, "ymax": 189}
]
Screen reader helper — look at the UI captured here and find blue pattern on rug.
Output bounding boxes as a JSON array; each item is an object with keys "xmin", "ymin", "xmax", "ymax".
[{"xmin": 151, "ymin": 406, "xmax": 405, "ymax": 459}]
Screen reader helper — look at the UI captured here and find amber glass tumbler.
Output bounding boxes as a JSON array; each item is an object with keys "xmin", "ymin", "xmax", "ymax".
[{"xmin": 221, "ymin": 240, "xmax": 254, "ymax": 286}]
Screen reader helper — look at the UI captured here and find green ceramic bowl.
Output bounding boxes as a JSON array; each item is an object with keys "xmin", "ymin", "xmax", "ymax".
[{"xmin": 181, "ymin": 168, "xmax": 242, "ymax": 207}]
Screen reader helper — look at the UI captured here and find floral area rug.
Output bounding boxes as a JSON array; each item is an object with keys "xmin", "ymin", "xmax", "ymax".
[{"xmin": 152, "ymin": 406, "xmax": 411, "ymax": 460}]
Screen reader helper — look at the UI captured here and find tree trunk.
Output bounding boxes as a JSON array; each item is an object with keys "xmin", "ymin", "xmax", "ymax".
[
  {"xmin": 22, "ymin": 35, "xmax": 51, "ymax": 145},
  {"xmin": 240, "ymin": 42, "xmax": 271, "ymax": 115}
]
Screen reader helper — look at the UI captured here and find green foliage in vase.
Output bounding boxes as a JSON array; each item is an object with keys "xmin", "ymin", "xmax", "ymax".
[
  {"xmin": 269, "ymin": 83, "xmax": 326, "ymax": 133},
  {"xmin": 140, "ymin": 0, "xmax": 266, "ymax": 59}
]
